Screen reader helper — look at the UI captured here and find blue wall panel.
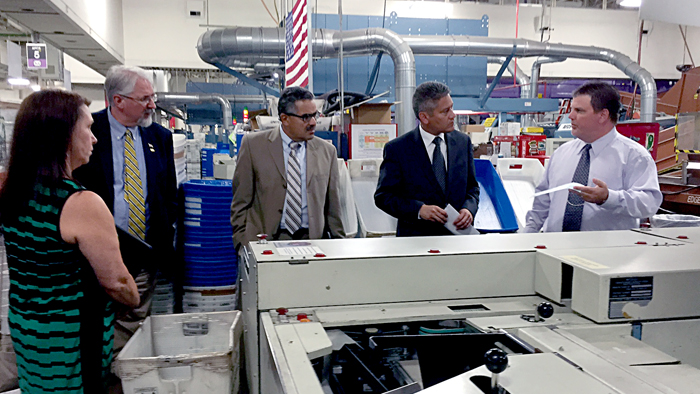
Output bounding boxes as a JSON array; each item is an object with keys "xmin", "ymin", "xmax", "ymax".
[{"xmin": 311, "ymin": 14, "xmax": 489, "ymax": 103}]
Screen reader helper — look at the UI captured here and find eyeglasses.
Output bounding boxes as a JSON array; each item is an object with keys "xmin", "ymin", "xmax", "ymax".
[
  {"xmin": 283, "ymin": 111, "xmax": 319, "ymax": 123},
  {"xmin": 119, "ymin": 94, "xmax": 156, "ymax": 106}
]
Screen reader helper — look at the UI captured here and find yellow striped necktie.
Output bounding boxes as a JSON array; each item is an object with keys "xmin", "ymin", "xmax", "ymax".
[{"xmin": 124, "ymin": 128, "xmax": 146, "ymax": 240}]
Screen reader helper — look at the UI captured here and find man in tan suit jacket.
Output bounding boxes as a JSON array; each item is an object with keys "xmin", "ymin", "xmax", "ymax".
[{"xmin": 230, "ymin": 87, "xmax": 345, "ymax": 250}]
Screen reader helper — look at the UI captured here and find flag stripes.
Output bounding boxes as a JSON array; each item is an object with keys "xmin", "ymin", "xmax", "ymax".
[{"xmin": 285, "ymin": 0, "xmax": 309, "ymax": 88}]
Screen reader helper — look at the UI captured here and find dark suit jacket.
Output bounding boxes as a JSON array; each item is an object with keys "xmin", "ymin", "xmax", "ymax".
[
  {"xmin": 73, "ymin": 109, "xmax": 177, "ymax": 269},
  {"xmin": 374, "ymin": 127, "xmax": 479, "ymax": 237}
]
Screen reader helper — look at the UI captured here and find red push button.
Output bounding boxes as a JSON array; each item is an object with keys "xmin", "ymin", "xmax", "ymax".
[
  {"xmin": 262, "ymin": 250, "xmax": 273, "ymax": 255},
  {"xmin": 297, "ymin": 313, "xmax": 308, "ymax": 321},
  {"xmin": 535, "ymin": 245, "xmax": 547, "ymax": 249},
  {"xmin": 636, "ymin": 241, "xmax": 647, "ymax": 245},
  {"xmin": 314, "ymin": 253, "xmax": 326, "ymax": 258},
  {"xmin": 428, "ymin": 249, "xmax": 440, "ymax": 253},
  {"xmin": 276, "ymin": 308, "xmax": 288, "ymax": 316},
  {"xmin": 678, "ymin": 235, "xmax": 688, "ymax": 239}
]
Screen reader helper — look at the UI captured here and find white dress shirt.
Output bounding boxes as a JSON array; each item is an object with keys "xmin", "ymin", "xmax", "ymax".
[
  {"xmin": 419, "ymin": 125, "xmax": 448, "ymax": 171},
  {"xmin": 524, "ymin": 127, "xmax": 662, "ymax": 233}
]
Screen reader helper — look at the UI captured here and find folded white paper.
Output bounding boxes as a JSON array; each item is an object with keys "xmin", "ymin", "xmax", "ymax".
[
  {"xmin": 444, "ymin": 204, "xmax": 476, "ymax": 235},
  {"xmin": 533, "ymin": 182, "xmax": 584, "ymax": 197}
]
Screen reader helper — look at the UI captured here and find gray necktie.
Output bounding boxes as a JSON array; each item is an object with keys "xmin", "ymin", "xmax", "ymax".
[
  {"xmin": 562, "ymin": 144, "xmax": 591, "ymax": 232},
  {"xmin": 432, "ymin": 137, "xmax": 446, "ymax": 193},
  {"xmin": 284, "ymin": 142, "xmax": 303, "ymax": 234}
]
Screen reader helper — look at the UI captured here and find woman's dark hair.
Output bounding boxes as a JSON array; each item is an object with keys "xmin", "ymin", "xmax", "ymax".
[{"xmin": 0, "ymin": 89, "xmax": 90, "ymax": 223}]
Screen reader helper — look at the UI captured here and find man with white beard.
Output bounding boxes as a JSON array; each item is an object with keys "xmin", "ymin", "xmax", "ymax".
[{"xmin": 73, "ymin": 65, "xmax": 177, "ymax": 354}]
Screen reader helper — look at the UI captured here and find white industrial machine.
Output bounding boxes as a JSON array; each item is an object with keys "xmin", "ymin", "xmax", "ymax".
[{"xmin": 239, "ymin": 228, "xmax": 700, "ymax": 394}]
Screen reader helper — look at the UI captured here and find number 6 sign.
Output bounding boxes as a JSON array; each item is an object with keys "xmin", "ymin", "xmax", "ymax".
[{"xmin": 26, "ymin": 43, "xmax": 47, "ymax": 69}]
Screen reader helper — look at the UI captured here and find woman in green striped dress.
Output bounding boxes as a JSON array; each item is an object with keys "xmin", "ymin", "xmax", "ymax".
[{"xmin": 0, "ymin": 90, "xmax": 140, "ymax": 393}]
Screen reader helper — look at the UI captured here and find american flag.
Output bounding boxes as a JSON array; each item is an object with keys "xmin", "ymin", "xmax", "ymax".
[{"xmin": 285, "ymin": 0, "xmax": 309, "ymax": 88}]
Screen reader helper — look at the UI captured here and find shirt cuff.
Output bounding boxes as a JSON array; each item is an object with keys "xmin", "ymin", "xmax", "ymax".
[{"xmin": 600, "ymin": 189, "xmax": 619, "ymax": 209}]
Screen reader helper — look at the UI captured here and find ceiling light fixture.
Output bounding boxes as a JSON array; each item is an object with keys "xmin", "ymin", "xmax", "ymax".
[
  {"xmin": 619, "ymin": 0, "xmax": 641, "ymax": 7},
  {"xmin": 8, "ymin": 78, "xmax": 30, "ymax": 86}
]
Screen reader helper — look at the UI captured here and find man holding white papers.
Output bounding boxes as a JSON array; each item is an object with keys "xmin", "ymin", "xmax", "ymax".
[
  {"xmin": 524, "ymin": 82, "xmax": 661, "ymax": 233},
  {"xmin": 375, "ymin": 81, "xmax": 480, "ymax": 237}
]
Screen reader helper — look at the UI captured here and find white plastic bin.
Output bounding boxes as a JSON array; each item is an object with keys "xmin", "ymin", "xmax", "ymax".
[
  {"xmin": 347, "ymin": 159, "xmax": 397, "ymax": 237},
  {"xmin": 115, "ymin": 311, "xmax": 242, "ymax": 394},
  {"xmin": 650, "ymin": 214, "xmax": 700, "ymax": 228},
  {"xmin": 496, "ymin": 158, "xmax": 545, "ymax": 229},
  {"xmin": 336, "ymin": 158, "xmax": 358, "ymax": 238}
]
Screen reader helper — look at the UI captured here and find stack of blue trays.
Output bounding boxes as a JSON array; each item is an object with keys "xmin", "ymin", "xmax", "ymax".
[{"xmin": 182, "ymin": 179, "xmax": 237, "ymax": 288}]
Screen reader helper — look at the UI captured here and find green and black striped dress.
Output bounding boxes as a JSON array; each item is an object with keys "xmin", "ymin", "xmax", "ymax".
[{"xmin": 0, "ymin": 179, "xmax": 114, "ymax": 393}]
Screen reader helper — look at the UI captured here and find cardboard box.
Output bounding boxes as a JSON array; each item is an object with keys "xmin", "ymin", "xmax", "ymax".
[
  {"xmin": 348, "ymin": 103, "xmax": 393, "ymax": 124},
  {"xmin": 249, "ymin": 109, "xmax": 269, "ymax": 130},
  {"xmin": 460, "ymin": 124, "xmax": 486, "ymax": 133},
  {"xmin": 461, "ymin": 125, "xmax": 490, "ymax": 145}
]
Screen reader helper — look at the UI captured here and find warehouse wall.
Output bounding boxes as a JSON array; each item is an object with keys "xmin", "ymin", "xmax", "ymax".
[{"xmin": 67, "ymin": 0, "xmax": 700, "ymax": 83}]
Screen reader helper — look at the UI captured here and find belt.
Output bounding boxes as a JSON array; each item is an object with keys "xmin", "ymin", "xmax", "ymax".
[{"xmin": 274, "ymin": 227, "xmax": 310, "ymax": 240}]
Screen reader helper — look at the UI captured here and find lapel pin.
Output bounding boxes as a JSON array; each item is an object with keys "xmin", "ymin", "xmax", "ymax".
[{"xmin": 148, "ymin": 143, "xmax": 155, "ymax": 152}]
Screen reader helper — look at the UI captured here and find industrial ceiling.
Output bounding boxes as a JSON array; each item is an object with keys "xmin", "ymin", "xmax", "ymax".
[{"xmin": 0, "ymin": 0, "xmax": 122, "ymax": 76}]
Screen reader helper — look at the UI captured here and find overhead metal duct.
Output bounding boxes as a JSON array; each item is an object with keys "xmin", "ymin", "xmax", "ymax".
[
  {"xmin": 199, "ymin": 27, "xmax": 416, "ymax": 134},
  {"xmin": 156, "ymin": 92, "xmax": 233, "ymax": 131},
  {"xmin": 223, "ymin": 95, "xmax": 269, "ymax": 105},
  {"xmin": 401, "ymin": 36, "xmax": 656, "ymax": 122},
  {"xmin": 487, "ymin": 56, "xmax": 530, "ymax": 98},
  {"xmin": 528, "ymin": 57, "xmax": 566, "ymax": 100},
  {"xmin": 521, "ymin": 57, "xmax": 564, "ymax": 127},
  {"xmin": 198, "ymin": 27, "xmax": 656, "ymax": 127}
]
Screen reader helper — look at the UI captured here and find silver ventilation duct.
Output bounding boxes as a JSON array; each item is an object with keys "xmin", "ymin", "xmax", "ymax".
[
  {"xmin": 487, "ymin": 56, "xmax": 530, "ymax": 98},
  {"xmin": 529, "ymin": 57, "xmax": 565, "ymax": 100},
  {"xmin": 522, "ymin": 57, "xmax": 564, "ymax": 127},
  {"xmin": 156, "ymin": 92, "xmax": 233, "ymax": 131},
  {"xmin": 401, "ymin": 36, "xmax": 656, "ymax": 122},
  {"xmin": 198, "ymin": 27, "xmax": 656, "ymax": 127},
  {"xmin": 199, "ymin": 27, "xmax": 416, "ymax": 133},
  {"xmin": 223, "ymin": 95, "xmax": 269, "ymax": 105}
]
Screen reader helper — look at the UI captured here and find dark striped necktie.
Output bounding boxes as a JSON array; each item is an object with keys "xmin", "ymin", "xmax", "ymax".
[
  {"xmin": 432, "ymin": 137, "xmax": 447, "ymax": 193},
  {"xmin": 562, "ymin": 144, "xmax": 591, "ymax": 232},
  {"xmin": 284, "ymin": 142, "xmax": 303, "ymax": 234},
  {"xmin": 124, "ymin": 128, "xmax": 146, "ymax": 240}
]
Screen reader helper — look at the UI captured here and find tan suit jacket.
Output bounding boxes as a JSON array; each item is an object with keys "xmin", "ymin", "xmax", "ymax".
[{"xmin": 230, "ymin": 127, "xmax": 346, "ymax": 249}]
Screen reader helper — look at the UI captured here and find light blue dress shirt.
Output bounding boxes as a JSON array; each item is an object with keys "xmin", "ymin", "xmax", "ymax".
[
  {"xmin": 108, "ymin": 109, "xmax": 150, "ymax": 232},
  {"xmin": 525, "ymin": 127, "xmax": 662, "ymax": 232},
  {"xmin": 279, "ymin": 126, "xmax": 309, "ymax": 230}
]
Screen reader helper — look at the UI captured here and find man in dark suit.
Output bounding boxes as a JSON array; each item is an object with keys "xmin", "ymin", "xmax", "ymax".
[
  {"xmin": 375, "ymin": 81, "xmax": 479, "ymax": 237},
  {"xmin": 73, "ymin": 65, "xmax": 177, "ymax": 350}
]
